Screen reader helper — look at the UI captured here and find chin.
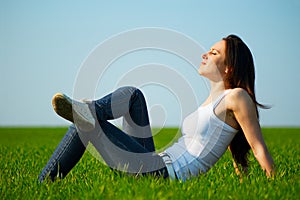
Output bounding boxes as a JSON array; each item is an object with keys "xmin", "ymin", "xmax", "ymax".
[
  {"xmin": 198, "ymin": 69, "xmax": 205, "ymax": 76},
  {"xmin": 198, "ymin": 68, "xmax": 203, "ymax": 75}
]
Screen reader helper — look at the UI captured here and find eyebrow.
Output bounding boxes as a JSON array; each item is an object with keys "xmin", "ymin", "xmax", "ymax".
[{"xmin": 210, "ymin": 48, "xmax": 221, "ymax": 53}]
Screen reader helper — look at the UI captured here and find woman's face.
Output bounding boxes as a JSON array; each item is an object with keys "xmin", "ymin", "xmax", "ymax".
[{"xmin": 198, "ymin": 40, "xmax": 227, "ymax": 82}]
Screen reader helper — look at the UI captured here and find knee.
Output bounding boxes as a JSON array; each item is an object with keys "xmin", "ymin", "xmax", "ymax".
[
  {"xmin": 129, "ymin": 86, "xmax": 144, "ymax": 99},
  {"xmin": 119, "ymin": 86, "xmax": 143, "ymax": 97},
  {"xmin": 120, "ymin": 86, "xmax": 138, "ymax": 92}
]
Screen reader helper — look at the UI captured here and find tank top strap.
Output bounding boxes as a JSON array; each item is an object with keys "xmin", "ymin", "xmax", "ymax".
[{"xmin": 212, "ymin": 89, "xmax": 232, "ymax": 109}]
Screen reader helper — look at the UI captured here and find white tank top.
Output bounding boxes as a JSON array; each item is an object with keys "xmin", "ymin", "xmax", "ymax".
[{"xmin": 165, "ymin": 90, "xmax": 239, "ymax": 181}]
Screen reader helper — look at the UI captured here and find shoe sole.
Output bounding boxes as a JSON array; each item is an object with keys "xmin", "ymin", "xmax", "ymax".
[
  {"xmin": 52, "ymin": 93, "xmax": 74, "ymax": 122},
  {"xmin": 52, "ymin": 93, "xmax": 95, "ymax": 131}
]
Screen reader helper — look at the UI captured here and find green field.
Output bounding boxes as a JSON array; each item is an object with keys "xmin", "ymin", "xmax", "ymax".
[{"xmin": 0, "ymin": 127, "xmax": 299, "ymax": 199}]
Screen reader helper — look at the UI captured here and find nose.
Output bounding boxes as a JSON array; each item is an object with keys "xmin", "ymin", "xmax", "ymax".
[{"xmin": 202, "ymin": 53, "xmax": 207, "ymax": 60}]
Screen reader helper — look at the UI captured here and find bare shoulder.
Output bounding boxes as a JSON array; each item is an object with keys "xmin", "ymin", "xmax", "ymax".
[
  {"xmin": 229, "ymin": 88, "xmax": 250, "ymax": 99},
  {"xmin": 226, "ymin": 88, "xmax": 255, "ymax": 110}
]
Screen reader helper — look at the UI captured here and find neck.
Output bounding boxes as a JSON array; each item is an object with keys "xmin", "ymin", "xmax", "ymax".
[{"xmin": 209, "ymin": 81, "xmax": 226, "ymax": 99}]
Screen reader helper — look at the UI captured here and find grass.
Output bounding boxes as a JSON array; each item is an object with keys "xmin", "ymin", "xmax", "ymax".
[{"xmin": 0, "ymin": 127, "xmax": 299, "ymax": 199}]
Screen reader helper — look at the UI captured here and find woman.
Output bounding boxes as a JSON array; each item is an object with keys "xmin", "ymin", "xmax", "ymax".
[{"xmin": 38, "ymin": 35, "xmax": 275, "ymax": 183}]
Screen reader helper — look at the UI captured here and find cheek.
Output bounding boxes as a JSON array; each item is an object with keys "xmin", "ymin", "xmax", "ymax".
[
  {"xmin": 209, "ymin": 59, "xmax": 221, "ymax": 72},
  {"xmin": 215, "ymin": 59, "xmax": 226, "ymax": 72}
]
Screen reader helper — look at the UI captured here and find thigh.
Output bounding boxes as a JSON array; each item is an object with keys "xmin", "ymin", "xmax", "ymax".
[
  {"xmin": 99, "ymin": 120, "xmax": 150, "ymax": 153},
  {"xmin": 94, "ymin": 86, "xmax": 155, "ymax": 151},
  {"xmin": 89, "ymin": 121, "xmax": 166, "ymax": 175},
  {"xmin": 120, "ymin": 87, "xmax": 155, "ymax": 151}
]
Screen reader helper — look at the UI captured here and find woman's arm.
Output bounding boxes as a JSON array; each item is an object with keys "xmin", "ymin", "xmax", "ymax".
[{"xmin": 228, "ymin": 88, "xmax": 275, "ymax": 177}]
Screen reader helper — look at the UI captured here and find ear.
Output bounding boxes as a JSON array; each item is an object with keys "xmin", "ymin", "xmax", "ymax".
[
  {"xmin": 225, "ymin": 66, "xmax": 232, "ymax": 74},
  {"xmin": 225, "ymin": 67, "xmax": 229, "ymax": 74}
]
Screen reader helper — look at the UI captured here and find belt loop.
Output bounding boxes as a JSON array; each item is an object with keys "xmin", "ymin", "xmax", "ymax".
[{"xmin": 159, "ymin": 152, "xmax": 176, "ymax": 180}]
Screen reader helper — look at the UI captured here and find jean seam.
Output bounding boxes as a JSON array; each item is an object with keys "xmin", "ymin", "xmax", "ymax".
[{"xmin": 40, "ymin": 128, "xmax": 78, "ymax": 180}]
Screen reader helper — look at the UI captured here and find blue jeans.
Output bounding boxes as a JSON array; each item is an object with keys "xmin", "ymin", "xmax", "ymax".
[{"xmin": 38, "ymin": 86, "xmax": 168, "ymax": 182}]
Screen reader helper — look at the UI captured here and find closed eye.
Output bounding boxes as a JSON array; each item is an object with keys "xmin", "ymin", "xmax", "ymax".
[{"xmin": 210, "ymin": 49, "xmax": 218, "ymax": 55}]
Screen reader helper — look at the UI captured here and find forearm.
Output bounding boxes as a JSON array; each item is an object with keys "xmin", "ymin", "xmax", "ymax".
[{"xmin": 253, "ymin": 147, "xmax": 275, "ymax": 177}]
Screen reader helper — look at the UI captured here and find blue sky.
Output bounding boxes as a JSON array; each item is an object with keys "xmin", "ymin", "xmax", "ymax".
[{"xmin": 0, "ymin": 0, "xmax": 299, "ymax": 127}]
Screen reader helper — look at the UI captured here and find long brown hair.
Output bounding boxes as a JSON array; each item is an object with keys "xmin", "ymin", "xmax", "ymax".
[{"xmin": 223, "ymin": 35, "xmax": 266, "ymax": 170}]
